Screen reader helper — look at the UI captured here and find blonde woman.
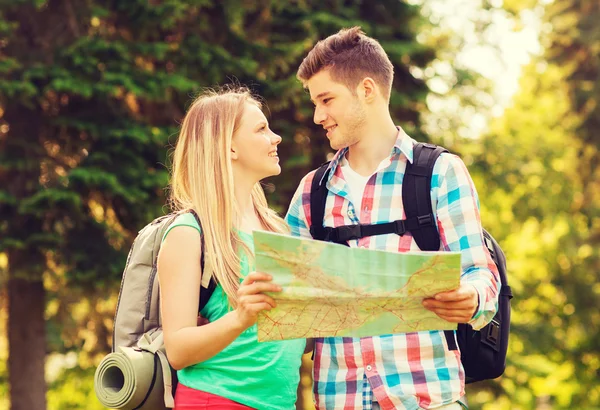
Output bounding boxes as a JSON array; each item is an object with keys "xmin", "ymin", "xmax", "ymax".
[{"xmin": 158, "ymin": 88, "xmax": 306, "ymax": 410}]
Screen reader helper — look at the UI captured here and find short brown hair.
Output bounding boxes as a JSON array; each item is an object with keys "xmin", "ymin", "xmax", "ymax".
[{"xmin": 297, "ymin": 27, "xmax": 394, "ymax": 99}]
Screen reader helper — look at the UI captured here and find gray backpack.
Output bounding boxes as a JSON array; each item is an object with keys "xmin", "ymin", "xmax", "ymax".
[{"xmin": 95, "ymin": 211, "xmax": 214, "ymax": 409}]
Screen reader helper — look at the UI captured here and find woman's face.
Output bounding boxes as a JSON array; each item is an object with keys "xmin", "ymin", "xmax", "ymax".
[{"xmin": 231, "ymin": 102, "xmax": 282, "ymax": 181}]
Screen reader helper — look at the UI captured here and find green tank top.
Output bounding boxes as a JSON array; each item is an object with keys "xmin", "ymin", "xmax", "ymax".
[{"xmin": 162, "ymin": 213, "xmax": 305, "ymax": 410}]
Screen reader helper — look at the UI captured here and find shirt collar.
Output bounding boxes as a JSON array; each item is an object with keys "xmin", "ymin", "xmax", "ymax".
[{"xmin": 319, "ymin": 127, "xmax": 415, "ymax": 185}]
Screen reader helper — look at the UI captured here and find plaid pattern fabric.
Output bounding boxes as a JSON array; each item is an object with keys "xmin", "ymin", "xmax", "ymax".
[
  {"xmin": 285, "ymin": 129, "xmax": 500, "ymax": 410},
  {"xmin": 362, "ymin": 375, "xmax": 374, "ymax": 409}
]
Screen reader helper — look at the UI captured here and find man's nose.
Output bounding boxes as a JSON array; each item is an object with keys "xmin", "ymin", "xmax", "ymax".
[{"xmin": 313, "ymin": 106, "xmax": 327, "ymax": 125}]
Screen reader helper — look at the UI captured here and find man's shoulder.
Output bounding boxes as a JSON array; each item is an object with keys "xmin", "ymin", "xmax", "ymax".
[
  {"xmin": 433, "ymin": 150, "xmax": 465, "ymax": 174},
  {"xmin": 287, "ymin": 168, "xmax": 321, "ymax": 211},
  {"xmin": 429, "ymin": 150, "xmax": 475, "ymax": 193},
  {"xmin": 286, "ymin": 168, "xmax": 324, "ymax": 228},
  {"xmin": 297, "ymin": 166, "xmax": 325, "ymax": 192}
]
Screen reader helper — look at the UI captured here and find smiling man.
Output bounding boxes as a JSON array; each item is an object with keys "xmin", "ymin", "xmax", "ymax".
[{"xmin": 285, "ymin": 27, "xmax": 500, "ymax": 410}]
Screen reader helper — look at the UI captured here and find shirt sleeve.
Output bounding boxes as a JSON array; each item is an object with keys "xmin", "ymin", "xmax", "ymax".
[
  {"xmin": 433, "ymin": 153, "xmax": 501, "ymax": 330},
  {"xmin": 285, "ymin": 172, "xmax": 315, "ymax": 240}
]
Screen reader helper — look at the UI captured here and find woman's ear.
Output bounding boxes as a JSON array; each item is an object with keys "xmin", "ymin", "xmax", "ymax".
[{"xmin": 230, "ymin": 143, "xmax": 238, "ymax": 160}]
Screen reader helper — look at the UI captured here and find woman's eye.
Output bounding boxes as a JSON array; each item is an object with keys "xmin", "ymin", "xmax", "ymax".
[{"xmin": 323, "ymin": 98, "xmax": 332, "ymax": 104}]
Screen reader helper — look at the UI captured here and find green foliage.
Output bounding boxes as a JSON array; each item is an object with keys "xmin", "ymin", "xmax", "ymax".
[
  {"xmin": 403, "ymin": 2, "xmax": 600, "ymax": 408},
  {"xmin": 0, "ymin": 0, "xmax": 433, "ymax": 408},
  {"xmin": 466, "ymin": 42, "xmax": 600, "ymax": 410},
  {"xmin": 47, "ymin": 365, "xmax": 105, "ymax": 410}
]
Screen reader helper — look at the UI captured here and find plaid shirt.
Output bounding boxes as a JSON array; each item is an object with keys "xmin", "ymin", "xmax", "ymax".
[{"xmin": 285, "ymin": 129, "xmax": 500, "ymax": 410}]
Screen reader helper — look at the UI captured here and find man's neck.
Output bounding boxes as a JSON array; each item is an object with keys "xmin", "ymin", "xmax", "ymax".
[{"xmin": 346, "ymin": 116, "xmax": 399, "ymax": 176}]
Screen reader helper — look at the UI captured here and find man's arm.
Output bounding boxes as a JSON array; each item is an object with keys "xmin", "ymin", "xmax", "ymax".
[
  {"xmin": 285, "ymin": 172, "xmax": 315, "ymax": 239},
  {"xmin": 423, "ymin": 153, "xmax": 501, "ymax": 330}
]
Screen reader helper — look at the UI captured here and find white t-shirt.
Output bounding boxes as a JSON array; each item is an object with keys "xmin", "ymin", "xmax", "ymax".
[{"xmin": 340, "ymin": 159, "xmax": 371, "ymax": 209}]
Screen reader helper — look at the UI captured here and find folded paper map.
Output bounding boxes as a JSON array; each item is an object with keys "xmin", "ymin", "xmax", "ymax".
[{"xmin": 253, "ymin": 231, "xmax": 461, "ymax": 342}]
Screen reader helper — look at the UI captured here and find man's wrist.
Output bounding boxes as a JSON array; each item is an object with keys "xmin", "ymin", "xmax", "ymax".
[{"xmin": 468, "ymin": 283, "xmax": 482, "ymax": 320}]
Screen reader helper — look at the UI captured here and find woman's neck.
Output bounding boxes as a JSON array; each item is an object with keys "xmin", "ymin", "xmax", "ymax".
[{"xmin": 234, "ymin": 181, "xmax": 262, "ymax": 233}]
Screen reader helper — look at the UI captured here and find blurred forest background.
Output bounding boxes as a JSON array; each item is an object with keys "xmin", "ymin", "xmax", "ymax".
[{"xmin": 0, "ymin": 0, "xmax": 598, "ymax": 409}]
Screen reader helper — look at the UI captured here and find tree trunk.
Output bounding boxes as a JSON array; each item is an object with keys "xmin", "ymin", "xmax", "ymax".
[
  {"xmin": 2, "ymin": 78, "xmax": 47, "ymax": 408},
  {"xmin": 7, "ymin": 247, "xmax": 47, "ymax": 410}
]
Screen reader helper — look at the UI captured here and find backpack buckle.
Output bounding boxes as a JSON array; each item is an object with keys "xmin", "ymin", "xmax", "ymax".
[
  {"xmin": 394, "ymin": 220, "xmax": 406, "ymax": 235},
  {"xmin": 481, "ymin": 318, "xmax": 501, "ymax": 352},
  {"xmin": 335, "ymin": 224, "xmax": 362, "ymax": 242},
  {"xmin": 417, "ymin": 215, "xmax": 433, "ymax": 226}
]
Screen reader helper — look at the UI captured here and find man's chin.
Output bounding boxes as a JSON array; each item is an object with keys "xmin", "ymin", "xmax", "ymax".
[
  {"xmin": 330, "ymin": 138, "xmax": 351, "ymax": 151},
  {"xmin": 329, "ymin": 137, "xmax": 344, "ymax": 150}
]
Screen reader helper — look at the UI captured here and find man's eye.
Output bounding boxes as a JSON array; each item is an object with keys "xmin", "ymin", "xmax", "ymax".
[{"xmin": 323, "ymin": 98, "xmax": 332, "ymax": 104}]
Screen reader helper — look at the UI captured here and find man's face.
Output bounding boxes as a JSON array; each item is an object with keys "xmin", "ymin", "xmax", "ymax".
[{"xmin": 307, "ymin": 70, "xmax": 367, "ymax": 150}]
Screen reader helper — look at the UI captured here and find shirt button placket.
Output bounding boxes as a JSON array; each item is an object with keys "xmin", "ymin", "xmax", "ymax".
[{"xmin": 347, "ymin": 207, "xmax": 356, "ymax": 220}]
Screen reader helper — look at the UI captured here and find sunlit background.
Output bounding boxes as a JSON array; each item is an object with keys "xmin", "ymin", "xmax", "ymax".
[{"xmin": 1, "ymin": 0, "xmax": 598, "ymax": 409}]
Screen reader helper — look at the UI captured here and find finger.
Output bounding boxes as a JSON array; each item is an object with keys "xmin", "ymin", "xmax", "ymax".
[
  {"xmin": 435, "ymin": 313, "xmax": 470, "ymax": 323},
  {"xmin": 241, "ymin": 271, "xmax": 273, "ymax": 285},
  {"xmin": 430, "ymin": 306, "xmax": 474, "ymax": 322},
  {"xmin": 433, "ymin": 290, "xmax": 471, "ymax": 302},
  {"xmin": 239, "ymin": 294, "xmax": 277, "ymax": 309},
  {"xmin": 422, "ymin": 299, "xmax": 475, "ymax": 310},
  {"xmin": 238, "ymin": 281, "xmax": 282, "ymax": 296},
  {"xmin": 438, "ymin": 284, "xmax": 479, "ymax": 301},
  {"xmin": 240, "ymin": 301, "xmax": 276, "ymax": 315},
  {"xmin": 426, "ymin": 306, "xmax": 473, "ymax": 316},
  {"xmin": 251, "ymin": 302, "xmax": 276, "ymax": 313}
]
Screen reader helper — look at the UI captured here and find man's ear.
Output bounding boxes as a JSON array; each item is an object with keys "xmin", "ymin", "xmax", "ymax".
[{"xmin": 359, "ymin": 77, "xmax": 377, "ymax": 103}]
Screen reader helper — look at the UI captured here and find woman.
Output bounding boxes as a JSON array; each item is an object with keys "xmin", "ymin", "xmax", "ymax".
[{"xmin": 158, "ymin": 87, "xmax": 306, "ymax": 410}]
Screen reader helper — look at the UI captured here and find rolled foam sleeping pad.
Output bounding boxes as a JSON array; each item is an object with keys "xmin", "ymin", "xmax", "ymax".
[{"xmin": 94, "ymin": 346, "xmax": 167, "ymax": 410}]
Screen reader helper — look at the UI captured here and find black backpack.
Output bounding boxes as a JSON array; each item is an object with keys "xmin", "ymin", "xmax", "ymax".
[{"xmin": 309, "ymin": 142, "xmax": 513, "ymax": 383}]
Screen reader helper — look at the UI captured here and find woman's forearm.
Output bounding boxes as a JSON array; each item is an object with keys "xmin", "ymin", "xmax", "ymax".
[{"xmin": 165, "ymin": 311, "xmax": 245, "ymax": 370}]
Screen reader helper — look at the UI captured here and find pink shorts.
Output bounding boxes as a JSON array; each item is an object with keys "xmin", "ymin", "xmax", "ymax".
[{"xmin": 174, "ymin": 383, "xmax": 255, "ymax": 409}]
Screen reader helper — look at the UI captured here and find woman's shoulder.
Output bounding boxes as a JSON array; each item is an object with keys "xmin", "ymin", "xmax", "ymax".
[
  {"xmin": 173, "ymin": 211, "xmax": 202, "ymax": 230},
  {"xmin": 162, "ymin": 211, "xmax": 202, "ymax": 243}
]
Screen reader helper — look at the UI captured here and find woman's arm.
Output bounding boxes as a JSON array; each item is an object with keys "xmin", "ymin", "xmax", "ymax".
[{"xmin": 158, "ymin": 226, "xmax": 280, "ymax": 370}]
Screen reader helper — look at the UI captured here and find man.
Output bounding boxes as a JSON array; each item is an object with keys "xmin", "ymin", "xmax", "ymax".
[{"xmin": 285, "ymin": 27, "xmax": 500, "ymax": 410}]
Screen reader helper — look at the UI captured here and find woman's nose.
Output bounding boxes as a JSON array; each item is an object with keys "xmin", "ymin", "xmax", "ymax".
[{"xmin": 271, "ymin": 132, "xmax": 282, "ymax": 145}]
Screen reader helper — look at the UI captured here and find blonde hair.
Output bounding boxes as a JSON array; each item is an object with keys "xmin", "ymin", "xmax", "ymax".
[{"xmin": 169, "ymin": 87, "xmax": 288, "ymax": 307}]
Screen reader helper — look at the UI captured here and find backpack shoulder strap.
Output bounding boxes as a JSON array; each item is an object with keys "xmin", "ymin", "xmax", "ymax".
[
  {"xmin": 309, "ymin": 162, "xmax": 332, "ymax": 241},
  {"xmin": 189, "ymin": 210, "xmax": 216, "ymax": 312},
  {"xmin": 402, "ymin": 143, "xmax": 448, "ymax": 251}
]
